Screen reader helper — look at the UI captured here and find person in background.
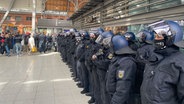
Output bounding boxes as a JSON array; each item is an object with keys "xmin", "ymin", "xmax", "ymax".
[
  {"xmin": 46, "ymin": 33, "xmax": 53, "ymax": 51},
  {"xmin": 4, "ymin": 33, "xmax": 11, "ymax": 56},
  {"xmin": 0, "ymin": 33, "xmax": 6, "ymax": 55},
  {"xmin": 28, "ymin": 33, "xmax": 35, "ymax": 55},
  {"xmin": 38, "ymin": 32, "xmax": 46, "ymax": 53},
  {"xmin": 24, "ymin": 32, "xmax": 30, "ymax": 54},
  {"xmin": 52, "ymin": 33, "xmax": 58, "ymax": 52},
  {"xmin": 34, "ymin": 32, "xmax": 40, "ymax": 49},
  {"xmin": 14, "ymin": 32, "xmax": 22, "ymax": 56}
]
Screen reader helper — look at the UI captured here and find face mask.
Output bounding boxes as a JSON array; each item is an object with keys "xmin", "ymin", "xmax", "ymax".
[{"xmin": 154, "ymin": 39, "xmax": 166, "ymax": 50}]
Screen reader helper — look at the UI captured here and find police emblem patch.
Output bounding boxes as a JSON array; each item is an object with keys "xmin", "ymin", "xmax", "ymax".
[
  {"xmin": 108, "ymin": 53, "xmax": 113, "ymax": 59},
  {"xmin": 118, "ymin": 70, "xmax": 124, "ymax": 79}
]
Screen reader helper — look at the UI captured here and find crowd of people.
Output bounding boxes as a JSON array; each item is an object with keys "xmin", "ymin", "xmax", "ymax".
[
  {"xmin": 0, "ymin": 32, "xmax": 57, "ymax": 57},
  {"xmin": 57, "ymin": 20, "xmax": 184, "ymax": 104}
]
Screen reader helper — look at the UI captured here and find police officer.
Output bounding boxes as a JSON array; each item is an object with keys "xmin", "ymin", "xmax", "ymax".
[
  {"xmin": 73, "ymin": 32, "xmax": 82, "ymax": 82},
  {"xmin": 75, "ymin": 32, "xmax": 85, "ymax": 88},
  {"xmin": 92, "ymin": 30, "xmax": 114, "ymax": 104},
  {"xmin": 130, "ymin": 30, "xmax": 154, "ymax": 104},
  {"xmin": 141, "ymin": 20, "xmax": 184, "ymax": 104},
  {"xmin": 79, "ymin": 31, "xmax": 91, "ymax": 94},
  {"xmin": 124, "ymin": 32, "xmax": 139, "ymax": 51},
  {"xmin": 136, "ymin": 30, "xmax": 155, "ymax": 63},
  {"xmin": 106, "ymin": 35, "xmax": 137, "ymax": 104}
]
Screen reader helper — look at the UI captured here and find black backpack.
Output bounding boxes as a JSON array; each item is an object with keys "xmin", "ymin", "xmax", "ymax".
[{"xmin": 24, "ymin": 35, "xmax": 29, "ymax": 45}]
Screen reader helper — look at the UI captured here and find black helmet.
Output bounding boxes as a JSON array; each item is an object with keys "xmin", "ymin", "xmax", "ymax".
[
  {"xmin": 111, "ymin": 35, "xmax": 135, "ymax": 55},
  {"xmin": 148, "ymin": 20, "xmax": 184, "ymax": 49},
  {"xmin": 137, "ymin": 30, "xmax": 154, "ymax": 44}
]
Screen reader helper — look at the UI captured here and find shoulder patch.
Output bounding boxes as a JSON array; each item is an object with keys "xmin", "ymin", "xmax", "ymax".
[{"xmin": 118, "ymin": 70, "xmax": 124, "ymax": 79}]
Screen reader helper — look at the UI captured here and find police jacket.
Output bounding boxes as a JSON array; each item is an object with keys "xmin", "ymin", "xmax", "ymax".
[
  {"xmin": 92, "ymin": 47, "xmax": 111, "ymax": 71},
  {"xmin": 75, "ymin": 42, "xmax": 84, "ymax": 60},
  {"xmin": 68, "ymin": 37, "xmax": 76, "ymax": 55},
  {"xmin": 84, "ymin": 39, "xmax": 98, "ymax": 66},
  {"xmin": 135, "ymin": 44, "xmax": 154, "ymax": 94},
  {"xmin": 106, "ymin": 55, "xmax": 137, "ymax": 104},
  {"xmin": 141, "ymin": 46, "xmax": 184, "ymax": 104},
  {"xmin": 79, "ymin": 39, "xmax": 90, "ymax": 62}
]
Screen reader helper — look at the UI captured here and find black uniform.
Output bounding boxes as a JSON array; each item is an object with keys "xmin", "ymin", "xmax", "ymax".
[
  {"xmin": 79, "ymin": 38, "xmax": 91, "ymax": 93},
  {"xmin": 93, "ymin": 46, "xmax": 112, "ymax": 104},
  {"xmin": 141, "ymin": 46, "xmax": 184, "ymax": 104},
  {"xmin": 106, "ymin": 55, "xmax": 137, "ymax": 104}
]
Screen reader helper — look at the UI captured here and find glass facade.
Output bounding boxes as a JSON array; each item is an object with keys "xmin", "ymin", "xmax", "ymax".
[
  {"xmin": 74, "ymin": 0, "xmax": 184, "ymax": 31},
  {"xmin": 128, "ymin": 24, "xmax": 145, "ymax": 35},
  {"xmin": 149, "ymin": 0, "xmax": 181, "ymax": 11},
  {"xmin": 102, "ymin": 0, "xmax": 184, "ymax": 22}
]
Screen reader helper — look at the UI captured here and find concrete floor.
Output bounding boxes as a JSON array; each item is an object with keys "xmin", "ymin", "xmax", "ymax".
[{"xmin": 0, "ymin": 52, "xmax": 90, "ymax": 104}]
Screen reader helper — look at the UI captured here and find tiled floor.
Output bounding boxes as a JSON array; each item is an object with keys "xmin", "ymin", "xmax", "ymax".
[{"xmin": 0, "ymin": 52, "xmax": 90, "ymax": 104}]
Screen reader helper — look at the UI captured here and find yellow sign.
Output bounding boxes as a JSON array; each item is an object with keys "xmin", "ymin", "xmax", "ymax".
[{"xmin": 8, "ymin": 23, "xmax": 14, "ymax": 27}]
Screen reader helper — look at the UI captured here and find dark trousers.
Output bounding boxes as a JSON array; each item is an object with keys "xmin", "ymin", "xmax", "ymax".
[
  {"xmin": 77, "ymin": 60, "xmax": 83, "ymax": 85},
  {"xmin": 39, "ymin": 41, "xmax": 46, "ymax": 53},
  {"xmin": 92, "ymin": 67, "xmax": 102, "ymax": 104},
  {"xmin": 85, "ymin": 61, "xmax": 94, "ymax": 98},
  {"xmin": 81, "ymin": 61, "xmax": 89, "ymax": 92},
  {"xmin": 72, "ymin": 55, "xmax": 77, "ymax": 78},
  {"xmin": 97, "ymin": 69, "xmax": 111, "ymax": 104},
  {"xmin": 62, "ymin": 47, "xmax": 67, "ymax": 62}
]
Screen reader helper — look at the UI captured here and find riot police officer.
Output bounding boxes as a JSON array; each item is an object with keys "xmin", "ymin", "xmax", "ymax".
[
  {"xmin": 93, "ymin": 31, "xmax": 114, "ymax": 104},
  {"xmin": 141, "ymin": 20, "xmax": 184, "ymax": 104},
  {"xmin": 79, "ymin": 31, "xmax": 91, "ymax": 95},
  {"xmin": 133, "ymin": 30, "xmax": 155, "ymax": 104},
  {"xmin": 124, "ymin": 32, "xmax": 139, "ymax": 51},
  {"xmin": 106, "ymin": 35, "xmax": 137, "ymax": 104}
]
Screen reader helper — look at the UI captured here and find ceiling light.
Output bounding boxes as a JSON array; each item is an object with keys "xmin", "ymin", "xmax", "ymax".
[{"xmin": 118, "ymin": 11, "xmax": 122, "ymax": 14}]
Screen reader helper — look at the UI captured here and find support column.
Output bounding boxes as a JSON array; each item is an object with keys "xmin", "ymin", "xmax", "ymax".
[
  {"xmin": 32, "ymin": 0, "xmax": 36, "ymax": 35},
  {"xmin": 0, "ymin": 0, "xmax": 15, "ymax": 26},
  {"xmin": 100, "ymin": 3, "xmax": 104, "ymax": 28}
]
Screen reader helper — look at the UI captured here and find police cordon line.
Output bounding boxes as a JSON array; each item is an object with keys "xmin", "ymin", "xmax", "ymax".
[{"xmin": 57, "ymin": 20, "xmax": 184, "ymax": 104}]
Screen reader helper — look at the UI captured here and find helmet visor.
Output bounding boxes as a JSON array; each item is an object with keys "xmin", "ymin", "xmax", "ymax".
[
  {"xmin": 137, "ymin": 32, "xmax": 145, "ymax": 43},
  {"xmin": 102, "ymin": 37, "xmax": 112, "ymax": 46},
  {"xmin": 95, "ymin": 35, "xmax": 103, "ymax": 44},
  {"xmin": 148, "ymin": 20, "xmax": 172, "ymax": 40}
]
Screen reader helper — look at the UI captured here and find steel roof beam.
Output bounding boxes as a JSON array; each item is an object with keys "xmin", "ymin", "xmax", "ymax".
[{"xmin": 0, "ymin": 0, "xmax": 15, "ymax": 26}]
